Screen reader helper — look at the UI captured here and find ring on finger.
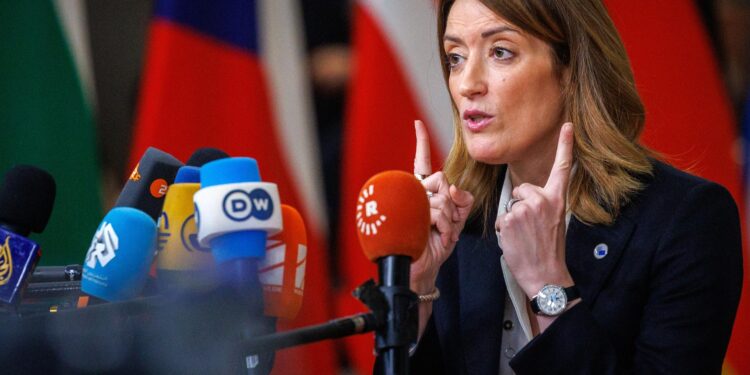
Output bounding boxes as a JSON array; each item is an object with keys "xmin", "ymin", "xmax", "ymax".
[
  {"xmin": 426, "ymin": 191, "xmax": 434, "ymax": 198},
  {"xmin": 505, "ymin": 198, "xmax": 521, "ymax": 213}
]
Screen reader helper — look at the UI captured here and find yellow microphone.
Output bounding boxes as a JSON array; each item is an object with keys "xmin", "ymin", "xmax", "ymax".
[{"xmin": 156, "ymin": 166, "xmax": 216, "ymax": 292}]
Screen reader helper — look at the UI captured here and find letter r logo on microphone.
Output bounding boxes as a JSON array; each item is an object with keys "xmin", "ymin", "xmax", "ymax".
[
  {"xmin": 365, "ymin": 201, "xmax": 379, "ymax": 217},
  {"xmin": 356, "ymin": 184, "xmax": 387, "ymax": 236}
]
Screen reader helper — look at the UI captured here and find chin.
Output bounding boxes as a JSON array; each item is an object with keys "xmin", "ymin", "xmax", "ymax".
[{"xmin": 466, "ymin": 145, "xmax": 505, "ymax": 165}]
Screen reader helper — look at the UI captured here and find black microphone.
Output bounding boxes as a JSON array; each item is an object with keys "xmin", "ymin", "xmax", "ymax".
[
  {"xmin": 186, "ymin": 147, "xmax": 230, "ymax": 167},
  {"xmin": 0, "ymin": 165, "xmax": 56, "ymax": 306},
  {"xmin": 114, "ymin": 147, "xmax": 183, "ymax": 222}
]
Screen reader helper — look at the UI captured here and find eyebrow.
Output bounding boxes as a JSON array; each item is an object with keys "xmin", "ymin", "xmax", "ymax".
[{"xmin": 443, "ymin": 26, "xmax": 520, "ymax": 44}]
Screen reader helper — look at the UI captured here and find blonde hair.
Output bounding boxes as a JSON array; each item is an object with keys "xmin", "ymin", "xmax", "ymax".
[{"xmin": 438, "ymin": 0, "xmax": 653, "ymax": 226}]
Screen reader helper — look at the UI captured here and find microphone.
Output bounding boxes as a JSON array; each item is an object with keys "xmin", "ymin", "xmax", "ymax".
[
  {"xmin": 152, "ymin": 147, "xmax": 229, "ymax": 288},
  {"xmin": 193, "ymin": 157, "xmax": 282, "ymax": 283},
  {"xmin": 356, "ymin": 170, "xmax": 430, "ymax": 375},
  {"xmin": 259, "ymin": 204, "xmax": 307, "ymax": 320},
  {"xmin": 81, "ymin": 147, "xmax": 181, "ymax": 302},
  {"xmin": 114, "ymin": 147, "xmax": 183, "ymax": 221},
  {"xmin": 193, "ymin": 157, "xmax": 282, "ymax": 373},
  {"xmin": 0, "ymin": 165, "xmax": 56, "ymax": 305},
  {"xmin": 156, "ymin": 166, "xmax": 216, "ymax": 292},
  {"xmin": 186, "ymin": 147, "xmax": 230, "ymax": 167},
  {"xmin": 81, "ymin": 207, "xmax": 157, "ymax": 301}
]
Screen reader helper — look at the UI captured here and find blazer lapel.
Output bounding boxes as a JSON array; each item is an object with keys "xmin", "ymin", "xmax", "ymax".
[
  {"xmin": 565, "ymin": 214, "xmax": 636, "ymax": 305},
  {"xmin": 457, "ymin": 232, "xmax": 504, "ymax": 375}
]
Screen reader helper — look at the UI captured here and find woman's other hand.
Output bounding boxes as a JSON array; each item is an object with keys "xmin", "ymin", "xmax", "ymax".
[{"xmin": 496, "ymin": 123, "xmax": 575, "ymax": 301}]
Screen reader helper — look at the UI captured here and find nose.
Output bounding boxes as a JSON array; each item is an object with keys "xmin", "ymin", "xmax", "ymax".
[{"xmin": 458, "ymin": 57, "xmax": 487, "ymax": 99}]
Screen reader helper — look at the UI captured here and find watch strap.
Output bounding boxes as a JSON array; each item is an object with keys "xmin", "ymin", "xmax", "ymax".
[
  {"xmin": 530, "ymin": 296, "xmax": 541, "ymax": 314},
  {"xmin": 564, "ymin": 285, "xmax": 580, "ymax": 301}
]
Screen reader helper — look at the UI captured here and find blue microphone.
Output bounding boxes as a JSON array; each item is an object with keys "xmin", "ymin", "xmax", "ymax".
[
  {"xmin": 81, "ymin": 207, "xmax": 157, "ymax": 301},
  {"xmin": 193, "ymin": 157, "xmax": 282, "ymax": 273},
  {"xmin": 193, "ymin": 158, "xmax": 282, "ymax": 374}
]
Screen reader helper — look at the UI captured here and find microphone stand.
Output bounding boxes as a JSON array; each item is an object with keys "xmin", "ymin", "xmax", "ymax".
[
  {"xmin": 376, "ymin": 256, "xmax": 417, "ymax": 375},
  {"xmin": 239, "ymin": 313, "xmax": 378, "ymax": 353},
  {"xmin": 237, "ymin": 263, "xmax": 418, "ymax": 375}
]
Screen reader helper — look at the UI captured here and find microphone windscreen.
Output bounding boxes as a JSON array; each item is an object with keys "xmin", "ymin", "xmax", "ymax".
[
  {"xmin": 81, "ymin": 207, "xmax": 157, "ymax": 301},
  {"xmin": 356, "ymin": 171, "xmax": 429, "ymax": 262},
  {"xmin": 0, "ymin": 165, "xmax": 56, "ymax": 235},
  {"xmin": 260, "ymin": 205, "xmax": 306, "ymax": 320},
  {"xmin": 115, "ymin": 147, "xmax": 183, "ymax": 221},
  {"xmin": 186, "ymin": 148, "xmax": 230, "ymax": 167}
]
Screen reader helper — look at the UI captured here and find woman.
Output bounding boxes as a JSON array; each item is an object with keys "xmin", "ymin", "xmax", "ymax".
[{"xmin": 408, "ymin": 0, "xmax": 743, "ymax": 373}]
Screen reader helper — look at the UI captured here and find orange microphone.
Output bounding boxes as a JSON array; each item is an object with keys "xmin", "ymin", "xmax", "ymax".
[
  {"xmin": 356, "ymin": 171, "xmax": 430, "ymax": 262},
  {"xmin": 355, "ymin": 170, "xmax": 430, "ymax": 374},
  {"xmin": 259, "ymin": 204, "xmax": 306, "ymax": 320}
]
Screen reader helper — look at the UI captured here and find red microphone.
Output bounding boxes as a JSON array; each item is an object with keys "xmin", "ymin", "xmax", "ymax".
[
  {"xmin": 355, "ymin": 170, "xmax": 430, "ymax": 374},
  {"xmin": 259, "ymin": 204, "xmax": 306, "ymax": 320}
]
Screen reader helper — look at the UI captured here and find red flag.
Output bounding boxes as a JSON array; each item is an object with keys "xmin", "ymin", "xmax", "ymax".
[{"xmin": 130, "ymin": 1, "xmax": 336, "ymax": 373}]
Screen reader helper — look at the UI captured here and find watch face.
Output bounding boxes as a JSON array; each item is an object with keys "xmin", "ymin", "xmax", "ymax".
[{"xmin": 537, "ymin": 285, "xmax": 567, "ymax": 316}]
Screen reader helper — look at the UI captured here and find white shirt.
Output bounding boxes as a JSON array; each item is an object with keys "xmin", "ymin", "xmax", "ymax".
[{"xmin": 496, "ymin": 170, "xmax": 571, "ymax": 374}]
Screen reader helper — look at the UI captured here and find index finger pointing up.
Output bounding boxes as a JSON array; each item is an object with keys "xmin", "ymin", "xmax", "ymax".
[
  {"xmin": 545, "ymin": 122, "xmax": 574, "ymax": 196},
  {"xmin": 414, "ymin": 120, "xmax": 432, "ymax": 176}
]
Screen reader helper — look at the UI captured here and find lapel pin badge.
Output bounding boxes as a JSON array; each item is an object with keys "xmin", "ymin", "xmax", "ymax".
[{"xmin": 594, "ymin": 243, "xmax": 608, "ymax": 260}]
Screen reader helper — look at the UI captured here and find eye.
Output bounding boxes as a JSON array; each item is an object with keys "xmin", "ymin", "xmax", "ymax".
[
  {"xmin": 492, "ymin": 47, "xmax": 514, "ymax": 60},
  {"xmin": 445, "ymin": 52, "xmax": 465, "ymax": 70}
]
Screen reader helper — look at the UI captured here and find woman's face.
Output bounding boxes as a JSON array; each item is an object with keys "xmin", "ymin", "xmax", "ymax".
[{"xmin": 444, "ymin": 0, "xmax": 566, "ymax": 167}]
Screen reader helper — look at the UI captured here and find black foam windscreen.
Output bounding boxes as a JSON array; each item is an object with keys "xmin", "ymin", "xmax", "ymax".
[
  {"xmin": 0, "ymin": 165, "xmax": 56, "ymax": 236},
  {"xmin": 114, "ymin": 147, "xmax": 183, "ymax": 221},
  {"xmin": 186, "ymin": 148, "xmax": 230, "ymax": 167}
]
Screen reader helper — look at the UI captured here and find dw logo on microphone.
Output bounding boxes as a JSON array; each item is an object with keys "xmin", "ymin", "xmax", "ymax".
[
  {"xmin": 356, "ymin": 184, "xmax": 387, "ymax": 236},
  {"xmin": 222, "ymin": 188, "xmax": 274, "ymax": 222},
  {"xmin": 85, "ymin": 222, "xmax": 120, "ymax": 268}
]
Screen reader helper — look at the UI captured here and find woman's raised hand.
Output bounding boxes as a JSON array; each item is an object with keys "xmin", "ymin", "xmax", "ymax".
[
  {"xmin": 410, "ymin": 120, "xmax": 474, "ymax": 294},
  {"xmin": 495, "ymin": 123, "xmax": 575, "ymax": 299}
]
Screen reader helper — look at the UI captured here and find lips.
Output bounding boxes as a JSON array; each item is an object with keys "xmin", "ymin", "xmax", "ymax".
[{"xmin": 462, "ymin": 109, "xmax": 494, "ymax": 132}]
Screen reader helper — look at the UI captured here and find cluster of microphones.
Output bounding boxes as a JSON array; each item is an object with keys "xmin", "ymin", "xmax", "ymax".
[{"xmin": 0, "ymin": 147, "xmax": 431, "ymax": 374}]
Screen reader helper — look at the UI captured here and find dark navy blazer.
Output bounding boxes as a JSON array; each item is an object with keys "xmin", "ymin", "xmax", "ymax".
[{"xmin": 410, "ymin": 161, "xmax": 743, "ymax": 374}]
